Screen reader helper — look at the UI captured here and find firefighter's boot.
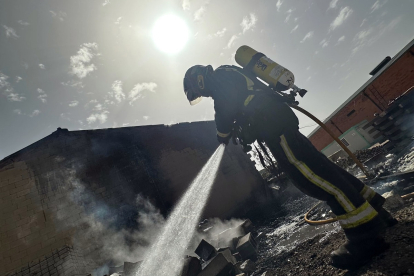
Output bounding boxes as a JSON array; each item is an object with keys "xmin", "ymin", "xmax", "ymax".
[{"xmin": 331, "ymin": 235, "xmax": 389, "ymax": 270}]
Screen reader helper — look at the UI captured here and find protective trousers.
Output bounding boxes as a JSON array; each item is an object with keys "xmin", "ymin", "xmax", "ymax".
[{"xmin": 261, "ymin": 127, "xmax": 386, "ymax": 239}]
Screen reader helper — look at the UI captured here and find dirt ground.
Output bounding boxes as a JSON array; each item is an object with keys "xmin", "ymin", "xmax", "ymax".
[{"xmin": 253, "ymin": 200, "xmax": 414, "ymax": 276}]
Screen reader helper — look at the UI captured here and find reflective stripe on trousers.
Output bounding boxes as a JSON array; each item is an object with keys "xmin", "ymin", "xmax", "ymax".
[{"xmin": 279, "ymin": 134, "xmax": 378, "ymax": 229}]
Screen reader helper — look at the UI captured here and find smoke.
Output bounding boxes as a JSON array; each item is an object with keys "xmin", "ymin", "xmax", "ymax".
[
  {"xmin": 50, "ymin": 165, "xmax": 248, "ymax": 275},
  {"xmin": 51, "ymin": 167, "xmax": 166, "ymax": 270}
]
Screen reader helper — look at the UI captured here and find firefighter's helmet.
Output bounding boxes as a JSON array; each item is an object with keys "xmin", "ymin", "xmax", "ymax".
[{"xmin": 183, "ymin": 65, "xmax": 213, "ymax": 105}]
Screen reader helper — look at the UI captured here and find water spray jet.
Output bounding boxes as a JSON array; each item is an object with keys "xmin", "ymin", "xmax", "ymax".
[{"xmin": 136, "ymin": 145, "xmax": 226, "ymax": 276}]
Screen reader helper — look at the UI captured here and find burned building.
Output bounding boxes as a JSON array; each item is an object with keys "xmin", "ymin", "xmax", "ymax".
[{"xmin": 0, "ymin": 121, "xmax": 266, "ymax": 275}]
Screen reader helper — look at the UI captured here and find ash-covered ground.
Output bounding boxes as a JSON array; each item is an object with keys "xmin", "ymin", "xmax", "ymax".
[
  {"xmin": 247, "ymin": 142, "xmax": 414, "ymax": 275},
  {"xmin": 252, "ymin": 200, "xmax": 414, "ymax": 276}
]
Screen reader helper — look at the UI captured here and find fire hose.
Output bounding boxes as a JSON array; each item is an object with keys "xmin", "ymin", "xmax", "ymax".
[{"xmin": 286, "ymin": 104, "xmax": 414, "ymax": 225}]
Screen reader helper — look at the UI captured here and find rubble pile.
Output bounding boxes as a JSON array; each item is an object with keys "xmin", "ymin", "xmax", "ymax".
[
  {"xmin": 335, "ymin": 145, "xmax": 386, "ymax": 171},
  {"xmin": 106, "ymin": 219, "xmax": 268, "ymax": 276},
  {"xmin": 189, "ymin": 219, "xmax": 260, "ymax": 276}
]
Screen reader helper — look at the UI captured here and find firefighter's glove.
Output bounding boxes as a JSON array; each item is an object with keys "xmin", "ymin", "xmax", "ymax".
[{"xmin": 217, "ymin": 134, "xmax": 231, "ymax": 145}]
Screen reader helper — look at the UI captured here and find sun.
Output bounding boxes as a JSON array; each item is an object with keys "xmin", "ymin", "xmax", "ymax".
[{"xmin": 151, "ymin": 14, "xmax": 189, "ymax": 54}]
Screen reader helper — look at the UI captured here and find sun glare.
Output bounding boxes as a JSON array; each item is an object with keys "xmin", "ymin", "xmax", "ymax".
[{"xmin": 152, "ymin": 14, "xmax": 189, "ymax": 54}]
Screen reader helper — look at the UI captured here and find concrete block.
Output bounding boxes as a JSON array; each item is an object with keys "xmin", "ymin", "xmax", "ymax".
[
  {"xmin": 216, "ymin": 220, "xmax": 253, "ymax": 251},
  {"xmin": 216, "ymin": 248, "xmax": 236, "ymax": 264},
  {"xmin": 232, "ymin": 252, "xmax": 242, "ymax": 263},
  {"xmin": 195, "ymin": 239, "xmax": 217, "ymax": 262},
  {"xmin": 239, "ymin": 219, "xmax": 253, "ymax": 233},
  {"xmin": 179, "ymin": 256, "xmax": 201, "ymax": 276},
  {"xmin": 108, "ymin": 265, "xmax": 124, "ymax": 275},
  {"xmin": 123, "ymin": 261, "xmax": 142, "ymax": 276},
  {"xmin": 198, "ymin": 251, "xmax": 235, "ymax": 276},
  {"xmin": 236, "ymin": 233, "xmax": 257, "ymax": 260}
]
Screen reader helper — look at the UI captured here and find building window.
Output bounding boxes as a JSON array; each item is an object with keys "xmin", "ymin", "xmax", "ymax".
[
  {"xmin": 341, "ymin": 138, "xmax": 350, "ymax": 147},
  {"xmin": 347, "ymin": 109, "xmax": 356, "ymax": 117}
]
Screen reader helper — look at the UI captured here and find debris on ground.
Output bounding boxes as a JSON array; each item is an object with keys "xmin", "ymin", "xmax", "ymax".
[{"xmin": 253, "ymin": 200, "xmax": 414, "ymax": 276}]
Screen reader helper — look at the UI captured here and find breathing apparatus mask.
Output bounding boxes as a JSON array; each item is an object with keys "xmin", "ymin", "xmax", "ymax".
[{"xmin": 183, "ymin": 65, "xmax": 213, "ymax": 105}]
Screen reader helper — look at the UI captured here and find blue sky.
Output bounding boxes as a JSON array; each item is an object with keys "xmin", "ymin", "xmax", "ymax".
[{"xmin": 1, "ymin": 0, "xmax": 414, "ymax": 159}]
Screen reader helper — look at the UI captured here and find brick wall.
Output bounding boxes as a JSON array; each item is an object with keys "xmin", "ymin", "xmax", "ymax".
[
  {"xmin": 0, "ymin": 122, "xmax": 265, "ymax": 275},
  {"xmin": 309, "ymin": 47, "xmax": 414, "ymax": 151},
  {"xmin": 0, "ymin": 161, "xmax": 76, "ymax": 275}
]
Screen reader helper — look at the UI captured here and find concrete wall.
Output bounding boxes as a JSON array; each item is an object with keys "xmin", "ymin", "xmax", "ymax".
[
  {"xmin": 309, "ymin": 46, "xmax": 414, "ymax": 151},
  {"xmin": 0, "ymin": 122, "xmax": 265, "ymax": 275},
  {"xmin": 321, "ymin": 127, "xmax": 370, "ymax": 157}
]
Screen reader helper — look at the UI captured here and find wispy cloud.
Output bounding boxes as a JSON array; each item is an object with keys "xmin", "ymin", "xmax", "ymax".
[
  {"xmin": 39, "ymin": 64, "xmax": 45, "ymax": 69},
  {"xmin": 1, "ymin": 72, "xmax": 26, "ymax": 102},
  {"xmin": 50, "ymin": 10, "xmax": 67, "ymax": 21},
  {"xmin": 290, "ymin": 24, "xmax": 299, "ymax": 33},
  {"xmin": 215, "ymin": 28, "xmax": 227, "ymax": 37},
  {"xmin": 371, "ymin": 0, "xmax": 387, "ymax": 13},
  {"xmin": 15, "ymin": 76, "xmax": 22, "ymax": 83},
  {"xmin": 60, "ymin": 113, "xmax": 71, "ymax": 121},
  {"xmin": 115, "ymin": 17, "xmax": 122, "ymax": 25},
  {"xmin": 300, "ymin": 31, "xmax": 314, "ymax": 43},
  {"xmin": 87, "ymin": 111, "xmax": 109, "ymax": 124},
  {"xmin": 352, "ymin": 16, "xmax": 402, "ymax": 54},
  {"xmin": 0, "ymin": 73, "xmax": 9, "ymax": 90},
  {"xmin": 225, "ymin": 35, "xmax": 239, "ymax": 49},
  {"xmin": 17, "ymin": 20, "xmax": 29, "ymax": 26},
  {"xmin": 241, "ymin": 13, "xmax": 257, "ymax": 33},
  {"xmin": 285, "ymin": 9, "xmax": 293, "ymax": 23},
  {"xmin": 7, "ymin": 93, "xmax": 26, "ymax": 101},
  {"xmin": 37, "ymin": 88, "xmax": 47, "ymax": 103},
  {"xmin": 194, "ymin": 2, "xmax": 209, "ymax": 22},
  {"xmin": 182, "ymin": 0, "xmax": 190, "ymax": 10},
  {"xmin": 320, "ymin": 38, "xmax": 330, "ymax": 48},
  {"xmin": 276, "ymin": 0, "xmax": 283, "ymax": 12},
  {"xmin": 143, "ymin": 116, "xmax": 149, "ymax": 120},
  {"xmin": 69, "ymin": 100, "xmax": 79, "ymax": 107},
  {"xmin": 129, "ymin": 82, "xmax": 157, "ymax": 105},
  {"xmin": 336, "ymin": 35, "xmax": 345, "ymax": 45},
  {"xmin": 70, "ymin": 42, "xmax": 99, "ymax": 79},
  {"xmin": 61, "ymin": 80, "xmax": 84, "ymax": 88},
  {"xmin": 360, "ymin": 19, "xmax": 368, "ymax": 27},
  {"xmin": 109, "ymin": 80, "xmax": 125, "ymax": 103},
  {"xmin": 3, "ymin": 25, "xmax": 18, "ymax": 38},
  {"xmin": 327, "ymin": 0, "xmax": 339, "ymax": 11},
  {"xmin": 102, "ymin": 0, "xmax": 110, "ymax": 6},
  {"xmin": 30, "ymin": 110, "xmax": 40, "ymax": 117},
  {"xmin": 329, "ymin": 6, "xmax": 353, "ymax": 31},
  {"xmin": 93, "ymin": 103, "xmax": 103, "ymax": 111},
  {"xmin": 13, "ymin": 109, "xmax": 22, "ymax": 115}
]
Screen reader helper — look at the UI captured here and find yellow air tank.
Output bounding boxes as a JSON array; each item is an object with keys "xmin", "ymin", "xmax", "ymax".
[{"xmin": 235, "ymin": 45, "xmax": 295, "ymax": 91}]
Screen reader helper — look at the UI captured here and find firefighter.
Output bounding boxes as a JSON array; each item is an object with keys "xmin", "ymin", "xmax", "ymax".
[{"xmin": 183, "ymin": 64, "xmax": 397, "ymax": 270}]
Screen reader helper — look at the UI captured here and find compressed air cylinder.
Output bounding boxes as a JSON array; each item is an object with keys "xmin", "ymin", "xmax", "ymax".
[{"xmin": 235, "ymin": 45, "xmax": 295, "ymax": 91}]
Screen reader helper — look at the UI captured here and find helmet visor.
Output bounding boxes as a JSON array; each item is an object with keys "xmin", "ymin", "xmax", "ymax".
[
  {"xmin": 190, "ymin": 96, "xmax": 202, "ymax": 105},
  {"xmin": 185, "ymin": 88, "xmax": 202, "ymax": 105},
  {"xmin": 184, "ymin": 75, "xmax": 203, "ymax": 105}
]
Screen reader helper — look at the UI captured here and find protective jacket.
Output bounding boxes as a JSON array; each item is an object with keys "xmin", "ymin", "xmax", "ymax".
[
  {"xmin": 206, "ymin": 65, "xmax": 299, "ymax": 141},
  {"xmin": 207, "ymin": 65, "xmax": 386, "ymax": 241}
]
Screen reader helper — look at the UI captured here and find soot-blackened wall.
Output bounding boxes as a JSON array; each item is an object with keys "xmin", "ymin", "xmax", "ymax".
[{"xmin": 0, "ymin": 121, "xmax": 265, "ymax": 275}]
